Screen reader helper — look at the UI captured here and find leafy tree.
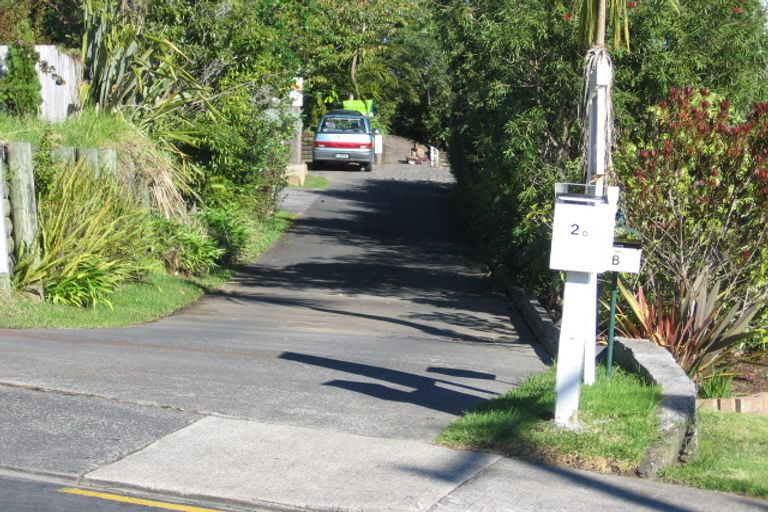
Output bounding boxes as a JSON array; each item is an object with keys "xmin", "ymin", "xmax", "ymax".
[
  {"xmin": 0, "ymin": 20, "xmax": 41, "ymax": 117},
  {"xmin": 310, "ymin": 0, "xmax": 412, "ymax": 100},
  {"xmin": 299, "ymin": 0, "xmax": 436, "ymax": 132},
  {"xmin": 434, "ymin": 0, "xmax": 768, "ymax": 300},
  {"xmin": 0, "ymin": 0, "xmax": 48, "ymax": 43},
  {"xmin": 40, "ymin": 0, "xmax": 84, "ymax": 48},
  {"xmin": 145, "ymin": 0, "xmax": 302, "ymax": 204},
  {"xmin": 387, "ymin": 12, "xmax": 452, "ymax": 146}
]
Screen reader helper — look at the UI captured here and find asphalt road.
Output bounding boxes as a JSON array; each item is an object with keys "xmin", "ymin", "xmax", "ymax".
[
  {"xmin": 0, "ymin": 471, "xmax": 249, "ymax": 511},
  {"xmin": 0, "ymin": 161, "xmax": 549, "ymax": 509}
]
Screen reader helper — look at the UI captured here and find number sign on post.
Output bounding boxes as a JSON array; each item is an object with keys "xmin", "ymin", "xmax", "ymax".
[
  {"xmin": 550, "ymin": 184, "xmax": 619, "ymax": 426},
  {"xmin": 609, "ymin": 246, "xmax": 642, "ymax": 274},
  {"xmin": 550, "ymin": 194, "xmax": 617, "ymax": 274}
]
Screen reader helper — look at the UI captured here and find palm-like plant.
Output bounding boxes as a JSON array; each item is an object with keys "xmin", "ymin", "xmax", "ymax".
[
  {"xmin": 617, "ymin": 270, "xmax": 761, "ymax": 381},
  {"xmin": 81, "ymin": 0, "xmax": 226, "ymax": 215},
  {"xmin": 578, "ymin": 0, "xmax": 679, "ymax": 49},
  {"xmin": 82, "ymin": 0, "xmax": 217, "ymax": 137}
]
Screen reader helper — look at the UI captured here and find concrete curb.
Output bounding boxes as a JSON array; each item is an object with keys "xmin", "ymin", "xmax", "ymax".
[
  {"xmin": 499, "ymin": 272, "xmax": 697, "ymax": 478},
  {"xmin": 494, "ymin": 270, "xmax": 559, "ymax": 358},
  {"xmin": 612, "ymin": 337, "xmax": 697, "ymax": 477}
]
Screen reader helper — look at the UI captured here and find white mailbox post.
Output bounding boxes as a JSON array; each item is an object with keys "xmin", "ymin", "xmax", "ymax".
[{"xmin": 550, "ymin": 183, "xmax": 619, "ymax": 426}]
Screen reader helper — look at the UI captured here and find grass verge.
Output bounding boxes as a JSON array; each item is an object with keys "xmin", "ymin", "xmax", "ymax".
[
  {"xmin": 0, "ymin": 110, "xmax": 140, "ymax": 147},
  {"xmin": 296, "ymin": 174, "xmax": 331, "ymax": 190},
  {"xmin": 437, "ymin": 366, "xmax": 661, "ymax": 475},
  {"xmin": 662, "ymin": 409, "xmax": 768, "ymax": 499},
  {"xmin": 0, "ymin": 212, "xmax": 293, "ymax": 329}
]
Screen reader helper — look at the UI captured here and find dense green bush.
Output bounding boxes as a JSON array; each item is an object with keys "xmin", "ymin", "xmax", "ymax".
[
  {"xmin": 436, "ymin": 0, "xmax": 768, "ymax": 304},
  {"xmin": 435, "ymin": 0, "xmax": 584, "ymax": 300},
  {"xmin": 150, "ymin": 216, "xmax": 223, "ymax": 276},
  {"xmin": 0, "ymin": 20, "xmax": 41, "ymax": 116},
  {"xmin": 187, "ymin": 82, "xmax": 294, "ymax": 209},
  {"xmin": 199, "ymin": 203, "xmax": 252, "ymax": 265}
]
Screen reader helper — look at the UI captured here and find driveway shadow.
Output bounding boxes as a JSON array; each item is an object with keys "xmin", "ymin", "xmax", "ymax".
[
  {"xmin": 225, "ymin": 177, "xmax": 540, "ymax": 348},
  {"xmin": 279, "ymin": 351, "xmax": 503, "ymax": 416}
]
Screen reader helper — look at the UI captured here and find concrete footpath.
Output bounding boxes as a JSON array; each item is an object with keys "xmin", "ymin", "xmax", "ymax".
[
  {"xmin": 80, "ymin": 416, "xmax": 767, "ymax": 512},
  {"xmin": 0, "ymin": 162, "xmax": 766, "ymax": 511}
]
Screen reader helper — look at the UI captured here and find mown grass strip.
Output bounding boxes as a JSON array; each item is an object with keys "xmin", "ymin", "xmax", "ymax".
[
  {"xmin": 295, "ymin": 174, "xmax": 331, "ymax": 190},
  {"xmin": 0, "ymin": 212, "xmax": 293, "ymax": 329},
  {"xmin": 662, "ymin": 409, "xmax": 768, "ymax": 499},
  {"xmin": 437, "ymin": 366, "xmax": 661, "ymax": 475}
]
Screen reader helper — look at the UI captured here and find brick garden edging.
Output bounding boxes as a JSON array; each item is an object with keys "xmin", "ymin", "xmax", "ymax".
[
  {"xmin": 697, "ymin": 393, "xmax": 768, "ymax": 416},
  {"xmin": 500, "ymin": 273, "xmax": 697, "ymax": 478}
]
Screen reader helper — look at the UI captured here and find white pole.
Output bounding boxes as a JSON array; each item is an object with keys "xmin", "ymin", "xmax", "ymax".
[
  {"xmin": 554, "ymin": 270, "xmax": 592, "ymax": 425},
  {"xmin": 582, "ymin": 52, "xmax": 613, "ymax": 385},
  {"xmin": 374, "ymin": 133, "xmax": 384, "ymax": 165}
]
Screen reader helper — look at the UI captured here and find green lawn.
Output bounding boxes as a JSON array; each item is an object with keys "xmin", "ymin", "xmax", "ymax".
[
  {"xmin": 0, "ymin": 212, "xmax": 293, "ymax": 329},
  {"xmin": 663, "ymin": 409, "xmax": 768, "ymax": 499},
  {"xmin": 438, "ymin": 366, "xmax": 661, "ymax": 475},
  {"xmin": 439, "ymin": 365, "xmax": 768, "ymax": 499},
  {"xmin": 0, "ymin": 270, "xmax": 229, "ymax": 328}
]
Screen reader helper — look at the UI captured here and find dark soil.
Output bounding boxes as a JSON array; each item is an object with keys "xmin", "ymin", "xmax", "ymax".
[{"xmin": 730, "ymin": 351, "xmax": 768, "ymax": 395}]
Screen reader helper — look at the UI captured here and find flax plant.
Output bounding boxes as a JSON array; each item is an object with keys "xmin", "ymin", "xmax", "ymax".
[{"xmin": 13, "ymin": 162, "xmax": 156, "ymax": 307}]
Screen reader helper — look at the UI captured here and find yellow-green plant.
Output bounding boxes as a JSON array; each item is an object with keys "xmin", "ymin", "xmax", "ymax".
[
  {"xmin": 150, "ymin": 216, "xmax": 222, "ymax": 276},
  {"xmin": 13, "ymin": 163, "xmax": 157, "ymax": 307}
]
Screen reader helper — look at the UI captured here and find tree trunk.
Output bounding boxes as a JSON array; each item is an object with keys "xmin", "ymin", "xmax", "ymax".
[
  {"xmin": 596, "ymin": 0, "xmax": 607, "ymax": 47},
  {"xmin": 351, "ymin": 47, "xmax": 361, "ymax": 100}
]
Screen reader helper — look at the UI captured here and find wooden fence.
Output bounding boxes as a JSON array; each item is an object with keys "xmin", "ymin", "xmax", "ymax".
[
  {"xmin": 0, "ymin": 45, "xmax": 82, "ymax": 122},
  {"xmin": 0, "ymin": 141, "xmax": 119, "ymax": 291}
]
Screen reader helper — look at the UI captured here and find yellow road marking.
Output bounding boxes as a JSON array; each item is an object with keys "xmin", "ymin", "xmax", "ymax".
[{"xmin": 57, "ymin": 487, "xmax": 223, "ymax": 512}]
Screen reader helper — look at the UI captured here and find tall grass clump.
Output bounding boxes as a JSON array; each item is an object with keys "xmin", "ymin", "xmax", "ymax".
[
  {"xmin": 0, "ymin": 111, "xmax": 189, "ymax": 218},
  {"xmin": 150, "ymin": 216, "xmax": 223, "ymax": 276},
  {"xmin": 13, "ymin": 163, "xmax": 157, "ymax": 308}
]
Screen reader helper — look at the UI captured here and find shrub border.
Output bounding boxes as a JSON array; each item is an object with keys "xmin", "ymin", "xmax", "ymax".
[{"xmin": 497, "ymin": 271, "xmax": 698, "ymax": 477}]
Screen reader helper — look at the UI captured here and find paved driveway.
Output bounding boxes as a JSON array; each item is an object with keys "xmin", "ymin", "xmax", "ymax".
[
  {"xmin": 3, "ymin": 162, "xmax": 760, "ymax": 512},
  {"xmin": 0, "ymin": 161, "xmax": 545, "ymax": 490}
]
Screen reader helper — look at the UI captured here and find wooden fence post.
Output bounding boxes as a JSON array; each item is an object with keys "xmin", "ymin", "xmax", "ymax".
[
  {"xmin": 99, "ymin": 148, "xmax": 117, "ymax": 175},
  {"xmin": 77, "ymin": 147, "xmax": 100, "ymax": 172},
  {"xmin": 0, "ymin": 143, "xmax": 11, "ymax": 291},
  {"xmin": 52, "ymin": 146, "xmax": 76, "ymax": 167},
  {"xmin": 8, "ymin": 142, "xmax": 39, "ymax": 262}
]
